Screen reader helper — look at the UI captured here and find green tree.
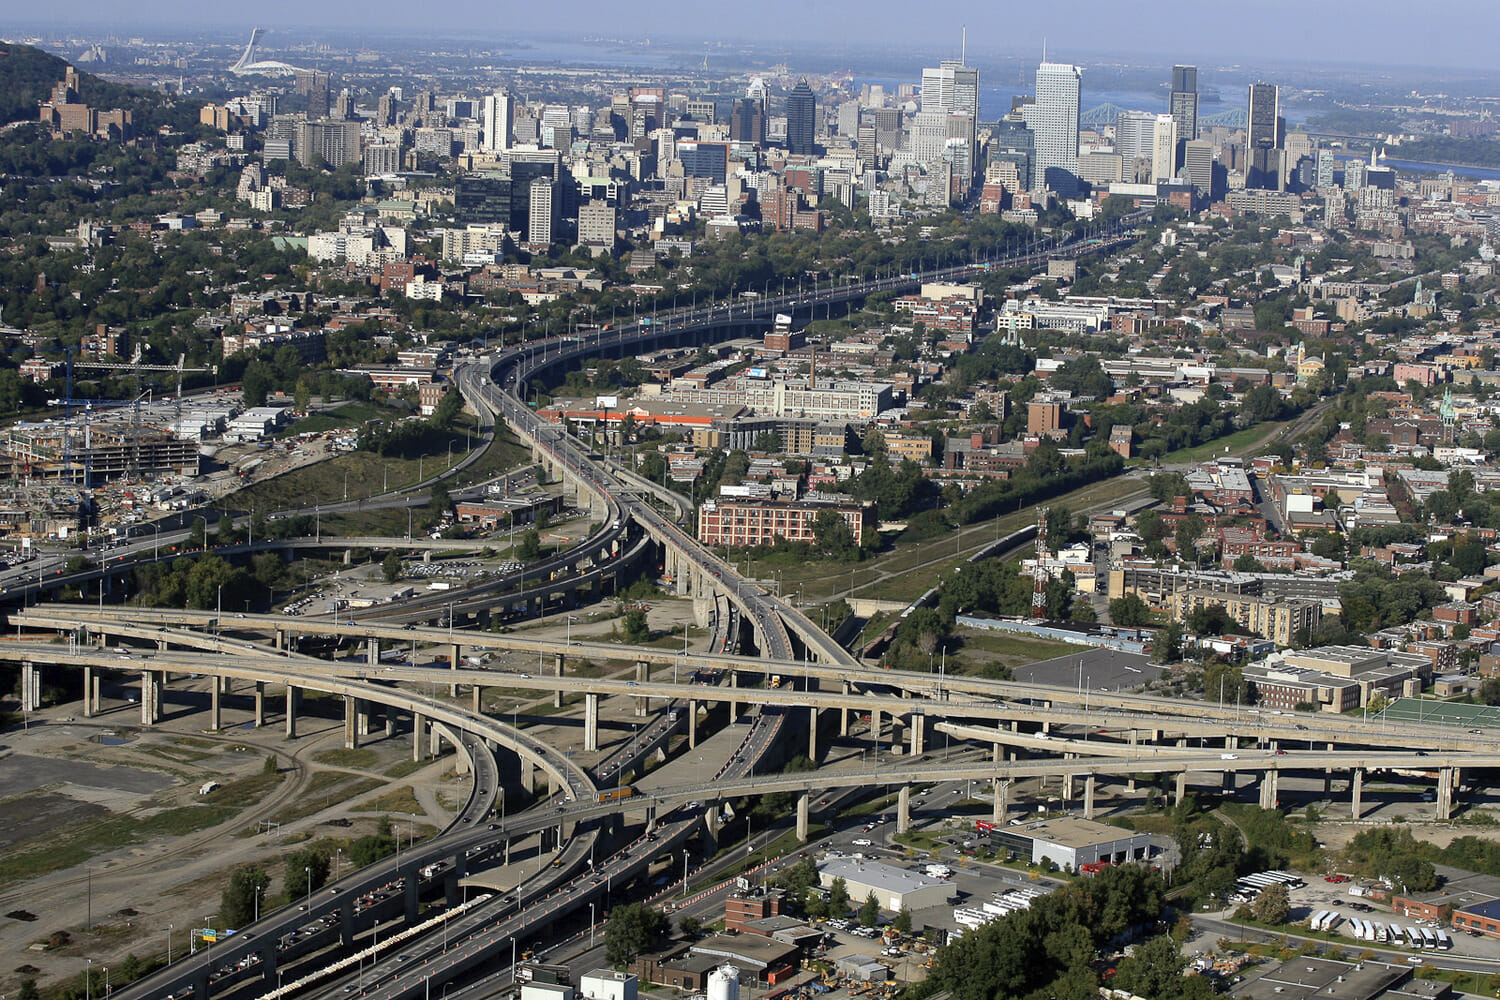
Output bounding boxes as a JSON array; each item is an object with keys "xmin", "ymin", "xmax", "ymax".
[
  {"xmin": 828, "ymin": 875, "xmax": 850, "ymax": 915},
  {"xmin": 1109, "ymin": 592, "xmax": 1153, "ymax": 626},
  {"xmin": 622, "ymin": 608, "xmax": 650, "ymax": 643},
  {"xmin": 1251, "ymin": 882, "xmax": 1291, "ymax": 924},
  {"xmin": 858, "ymin": 891, "xmax": 881, "ymax": 927},
  {"xmin": 1175, "ymin": 515, "xmax": 1206, "ymax": 561},
  {"xmin": 604, "ymin": 902, "xmax": 668, "ymax": 965},
  {"xmin": 283, "ymin": 847, "xmax": 330, "ymax": 905},
  {"xmin": 895, "ymin": 907, "xmax": 913, "ymax": 934},
  {"xmin": 430, "ymin": 387, "xmax": 463, "ymax": 430},
  {"xmin": 517, "ymin": 529, "xmax": 542, "ymax": 560},
  {"xmin": 678, "ymin": 915, "xmax": 703, "ymax": 938},
  {"xmin": 17, "ymin": 980, "xmax": 37, "ymax": 1000},
  {"xmin": 1233, "ymin": 553, "xmax": 1268, "ymax": 573},
  {"xmin": 1112, "ymin": 934, "xmax": 1212, "ymax": 1000},
  {"xmin": 812, "ymin": 509, "xmax": 859, "ymax": 561},
  {"xmin": 382, "ymin": 551, "xmax": 404, "ymax": 583},
  {"xmin": 221, "ymin": 865, "xmax": 270, "ymax": 929}
]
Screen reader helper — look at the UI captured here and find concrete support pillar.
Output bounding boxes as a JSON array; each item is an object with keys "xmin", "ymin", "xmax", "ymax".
[
  {"xmin": 584, "ymin": 693, "xmax": 600, "ymax": 753},
  {"xmin": 343, "ymin": 695, "xmax": 358, "ymax": 750},
  {"xmin": 19, "ymin": 661, "xmax": 39, "ymax": 713},
  {"xmin": 841, "ymin": 681, "xmax": 851, "ymax": 736},
  {"xmin": 728, "ymin": 671, "xmax": 740, "ymax": 721},
  {"xmin": 82, "ymin": 665, "xmax": 94, "ymax": 718},
  {"xmin": 909, "ymin": 712, "xmax": 926, "ymax": 757},
  {"xmin": 1325, "ymin": 743, "xmax": 1336, "ymax": 796},
  {"xmin": 367, "ymin": 636, "xmax": 379, "ymax": 667},
  {"xmin": 1175, "ymin": 771, "xmax": 1188, "ymax": 807},
  {"xmin": 634, "ymin": 660, "xmax": 650, "ymax": 717},
  {"xmin": 808, "ymin": 707, "xmax": 819, "ymax": 761},
  {"xmin": 210, "ymin": 681, "xmax": 221, "ymax": 731},
  {"xmin": 472, "ymin": 685, "xmax": 482, "ymax": 714},
  {"xmin": 897, "ymin": 784, "xmax": 911, "ymax": 834},
  {"xmin": 284, "ymin": 685, "xmax": 299, "ymax": 739},
  {"xmin": 992, "ymin": 779, "xmax": 1009, "ymax": 824},
  {"xmin": 141, "ymin": 671, "xmax": 162, "ymax": 726},
  {"xmin": 1084, "ymin": 775, "xmax": 1096, "ymax": 820},
  {"xmin": 274, "ymin": 628, "xmax": 284, "ymax": 651},
  {"xmin": 1259, "ymin": 769, "xmax": 1279, "ymax": 810},
  {"xmin": 1437, "ymin": 767, "xmax": 1455, "ymax": 821},
  {"xmin": 1352, "ymin": 768, "xmax": 1364, "ymax": 820},
  {"xmin": 554, "ymin": 653, "xmax": 566, "ymax": 710},
  {"xmin": 796, "ymin": 793, "xmax": 810, "ymax": 842},
  {"xmin": 1062, "ymin": 768, "xmax": 1074, "ymax": 803},
  {"xmin": 688, "ymin": 700, "xmax": 698, "ymax": 749},
  {"xmin": 356, "ymin": 699, "xmax": 370, "ymax": 737},
  {"xmin": 413, "ymin": 713, "xmax": 427, "ymax": 762},
  {"xmin": 871, "ymin": 708, "xmax": 882, "ymax": 749},
  {"xmin": 254, "ymin": 681, "xmax": 265, "ymax": 728}
]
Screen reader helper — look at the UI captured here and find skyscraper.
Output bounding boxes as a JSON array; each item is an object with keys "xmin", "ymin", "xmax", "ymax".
[
  {"xmin": 1113, "ymin": 109, "xmax": 1156, "ymax": 164},
  {"xmin": 1021, "ymin": 61, "xmax": 1082, "ymax": 194},
  {"xmin": 481, "ymin": 90, "xmax": 513, "ymax": 153},
  {"xmin": 1150, "ymin": 114, "xmax": 1177, "ymax": 183},
  {"xmin": 1246, "ymin": 82, "xmax": 1283, "ymax": 189},
  {"xmin": 785, "ymin": 80, "xmax": 817, "ymax": 156},
  {"xmin": 1169, "ymin": 65, "xmax": 1198, "ymax": 145},
  {"xmin": 1247, "ymin": 82, "xmax": 1280, "ymax": 149},
  {"xmin": 921, "ymin": 59, "xmax": 980, "ymax": 117},
  {"xmin": 729, "ymin": 97, "xmax": 766, "ymax": 146},
  {"xmin": 1183, "ymin": 139, "xmax": 1216, "ymax": 198}
]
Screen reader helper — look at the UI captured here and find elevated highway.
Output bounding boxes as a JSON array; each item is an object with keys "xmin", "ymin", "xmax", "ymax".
[{"xmin": 20, "ymin": 606, "xmax": 1495, "ymax": 756}]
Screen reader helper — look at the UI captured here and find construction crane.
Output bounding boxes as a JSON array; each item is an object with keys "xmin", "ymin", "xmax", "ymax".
[{"xmin": 67, "ymin": 349, "xmax": 215, "ymax": 480}]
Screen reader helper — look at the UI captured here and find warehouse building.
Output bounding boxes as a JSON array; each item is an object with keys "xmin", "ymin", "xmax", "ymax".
[
  {"xmin": 817, "ymin": 858, "xmax": 953, "ymax": 912},
  {"xmin": 976, "ymin": 817, "xmax": 1153, "ymax": 872}
]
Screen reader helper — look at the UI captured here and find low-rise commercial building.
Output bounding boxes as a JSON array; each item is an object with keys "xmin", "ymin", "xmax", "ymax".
[
  {"xmin": 817, "ymin": 858, "xmax": 952, "ymax": 912},
  {"xmin": 975, "ymin": 816, "xmax": 1152, "ymax": 872}
]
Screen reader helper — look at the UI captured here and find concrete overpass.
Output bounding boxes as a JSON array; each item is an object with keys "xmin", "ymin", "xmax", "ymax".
[{"xmin": 20, "ymin": 606, "xmax": 1495, "ymax": 757}]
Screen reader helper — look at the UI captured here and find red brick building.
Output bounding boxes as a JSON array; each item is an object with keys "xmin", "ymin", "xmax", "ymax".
[{"xmin": 698, "ymin": 498, "xmax": 875, "ymax": 548}]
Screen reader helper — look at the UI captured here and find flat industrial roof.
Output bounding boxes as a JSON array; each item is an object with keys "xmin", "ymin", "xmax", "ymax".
[{"xmin": 819, "ymin": 857, "xmax": 948, "ymax": 895}]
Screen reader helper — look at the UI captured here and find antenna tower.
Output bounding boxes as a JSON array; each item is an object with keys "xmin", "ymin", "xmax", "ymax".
[{"xmin": 1032, "ymin": 507, "xmax": 1050, "ymax": 616}]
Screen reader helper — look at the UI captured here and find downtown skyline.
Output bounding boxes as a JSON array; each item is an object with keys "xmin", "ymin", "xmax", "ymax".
[{"xmin": 6, "ymin": 0, "xmax": 1500, "ymax": 75}]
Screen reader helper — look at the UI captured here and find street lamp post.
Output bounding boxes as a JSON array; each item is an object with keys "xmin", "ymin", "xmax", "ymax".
[
  {"xmin": 681, "ymin": 849, "xmax": 689, "ymax": 896},
  {"xmin": 589, "ymin": 901, "xmax": 596, "ymax": 948},
  {"xmin": 305, "ymin": 866, "xmax": 311, "ymax": 911},
  {"xmin": 166, "ymin": 923, "xmax": 173, "ymax": 966}
]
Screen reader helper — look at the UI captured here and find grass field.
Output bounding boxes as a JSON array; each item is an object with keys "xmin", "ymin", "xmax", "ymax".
[
  {"xmin": 0, "ymin": 770, "xmax": 284, "ymax": 890},
  {"xmin": 1379, "ymin": 697, "xmax": 1500, "ymax": 729},
  {"xmin": 952, "ymin": 628, "xmax": 1088, "ymax": 669},
  {"xmin": 224, "ymin": 420, "xmax": 531, "ymax": 514},
  {"xmin": 1143, "ymin": 420, "xmax": 1286, "ymax": 466}
]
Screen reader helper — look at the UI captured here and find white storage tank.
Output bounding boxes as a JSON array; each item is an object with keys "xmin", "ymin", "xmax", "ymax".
[{"xmin": 707, "ymin": 965, "xmax": 740, "ymax": 1000}]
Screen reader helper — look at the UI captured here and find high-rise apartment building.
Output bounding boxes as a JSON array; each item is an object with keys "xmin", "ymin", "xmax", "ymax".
[
  {"xmin": 481, "ymin": 90, "xmax": 514, "ymax": 153},
  {"xmin": 784, "ymin": 80, "xmax": 817, "ymax": 156},
  {"xmin": 1150, "ymin": 114, "xmax": 1177, "ymax": 183},
  {"xmin": 1316, "ymin": 148, "xmax": 1336, "ymax": 189},
  {"xmin": 294, "ymin": 119, "xmax": 360, "ymax": 168},
  {"xmin": 1113, "ymin": 109, "xmax": 1155, "ymax": 164},
  {"xmin": 1021, "ymin": 61, "xmax": 1082, "ymax": 194},
  {"xmin": 527, "ymin": 177, "xmax": 555, "ymax": 247},
  {"xmin": 1169, "ymin": 65, "xmax": 1198, "ymax": 145}
]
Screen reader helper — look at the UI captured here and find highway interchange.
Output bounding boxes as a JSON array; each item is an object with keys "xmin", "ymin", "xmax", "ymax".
[{"xmin": 6, "ymin": 226, "xmax": 1495, "ymax": 998}]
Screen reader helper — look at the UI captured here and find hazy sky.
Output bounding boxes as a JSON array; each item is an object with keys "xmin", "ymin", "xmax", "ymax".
[{"xmin": 9, "ymin": 0, "xmax": 1500, "ymax": 72}]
